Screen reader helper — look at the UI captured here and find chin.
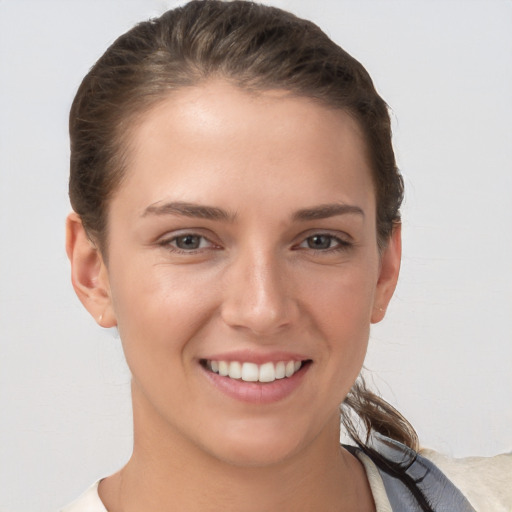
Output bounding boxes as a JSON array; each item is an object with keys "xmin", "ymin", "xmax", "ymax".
[
  {"xmin": 200, "ymin": 419, "xmax": 310, "ymax": 468},
  {"xmin": 212, "ymin": 440, "xmax": 303, "ymax": 468}
]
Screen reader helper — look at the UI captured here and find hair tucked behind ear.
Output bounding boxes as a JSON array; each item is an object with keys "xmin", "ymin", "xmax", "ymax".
[{"xmin": 70, "ymin": 0, "xmax": 412, "ymax": 451}]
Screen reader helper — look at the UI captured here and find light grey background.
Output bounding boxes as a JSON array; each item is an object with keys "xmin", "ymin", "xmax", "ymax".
[{"xmin": 0, "ymin": 1, "xmax": 511, "ymax": 511}]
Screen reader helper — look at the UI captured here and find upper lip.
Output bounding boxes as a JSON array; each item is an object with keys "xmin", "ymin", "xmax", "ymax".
[{"xmin": 199, "ymin": 350, "xmax": 311, "ymax": 365}]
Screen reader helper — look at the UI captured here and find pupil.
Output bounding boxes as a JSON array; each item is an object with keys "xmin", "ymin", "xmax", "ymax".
[
  {"xmin": 309, "ymin": 235, "xmax": 331, "ymax": 249},
  {"xmin": 177, "ymin": 235, "xmax": 200, "ymax": 249}
]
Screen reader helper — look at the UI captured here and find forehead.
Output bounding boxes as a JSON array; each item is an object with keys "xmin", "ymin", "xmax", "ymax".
[
  {"xmin": 131, "ymin": 79, "xmax": 367, "ymax": 150},
  {"xmin": 116, "ymin": 79, "xmax": 375, "ymax": 216}
]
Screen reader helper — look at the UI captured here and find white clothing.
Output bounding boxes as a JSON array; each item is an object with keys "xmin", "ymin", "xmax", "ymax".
[
  {"xmin": 419, "ymin": 449, "xmax": 512, "ymax": 512},
  {"xmin": 61, "ymin": 449, "xmax": 512, "ymax": 512}
]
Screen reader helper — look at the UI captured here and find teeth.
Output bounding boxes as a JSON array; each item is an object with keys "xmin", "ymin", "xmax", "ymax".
[
  {"xmin": 228, "ymin": 361, "xmax": 242, "ymax": 379},
  {"xmin": 218, "ymin": 361, "xmax": 229, "ymax": 377},
  {"xmin": 207, "ymin": 359, "xmax": 304, "ymax": 383},
  {"xmin": 241, "ymin": 362, "xmax": 259, "ymax": 382},
  {"xmin": 275, "ymin": 361, "xmax": 286, "ymax": 379},
  {"xmin": 258, "ymin": 362, "xmax": 275, "ymax": 383}
]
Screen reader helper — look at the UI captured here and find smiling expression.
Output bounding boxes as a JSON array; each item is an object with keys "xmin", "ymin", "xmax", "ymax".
[{"xmin": 88, "ymin": 79, "xmax": 398, "ymax": 466}]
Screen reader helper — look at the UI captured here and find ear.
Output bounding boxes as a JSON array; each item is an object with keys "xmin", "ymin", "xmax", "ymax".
[
  {"xmin": 371, "ymin": 223, "xmax": 402, "ymax": 324},
  {"xmin": 65, "ymin": 212, "xmax": 117, "ymax": 328}
]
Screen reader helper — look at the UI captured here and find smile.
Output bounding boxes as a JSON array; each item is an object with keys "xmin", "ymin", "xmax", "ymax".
[{"xmin": 204, "ymin": 359, "xmax": 304, "ymax": 383}]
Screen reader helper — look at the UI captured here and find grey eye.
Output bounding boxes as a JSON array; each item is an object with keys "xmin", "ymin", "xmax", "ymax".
[
  {"xmin": 306, "ymin": 235, "xmax": 334, "ymax": 250},
  {"xmin": 175, "ymin": 234, "xmax": 202, "ymax": 250}
]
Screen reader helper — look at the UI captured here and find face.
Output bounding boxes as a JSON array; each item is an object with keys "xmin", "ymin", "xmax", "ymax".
[{"xmin": 71, "ymin": 80, "xmax": 400, "ymax": 467}]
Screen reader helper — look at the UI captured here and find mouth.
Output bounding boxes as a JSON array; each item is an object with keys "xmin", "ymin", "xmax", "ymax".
[{"xmin": 200, "ymin": 359, "xmax": 312, "ymax": 384}]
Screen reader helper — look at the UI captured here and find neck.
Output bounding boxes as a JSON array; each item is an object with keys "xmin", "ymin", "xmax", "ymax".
[{"xmin": 99, "ymin": 385, "xmax": 375, "ymax": 512}]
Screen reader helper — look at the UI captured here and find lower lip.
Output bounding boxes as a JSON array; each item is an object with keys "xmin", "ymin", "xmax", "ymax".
[{"xmin": 201, "ymin": 363, "xmax": 310, "ymax": 404}]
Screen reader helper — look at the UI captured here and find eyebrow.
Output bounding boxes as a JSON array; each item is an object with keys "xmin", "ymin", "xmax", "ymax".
[
  {"xmin": 142, "ymin": 201, "xmax": 237, "ymax": 222},
  {"xmin": 142, "ymin": 201, "xmax": 364, "ymax": 222},
  {"xmin": 292, "ymin": 203, "xmax": 365, "ymax": 221}
]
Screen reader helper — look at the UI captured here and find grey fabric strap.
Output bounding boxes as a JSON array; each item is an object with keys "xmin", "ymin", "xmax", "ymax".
[{"xmin": 346, "ymin": 435, "xmax": 477, "ymax": 512}]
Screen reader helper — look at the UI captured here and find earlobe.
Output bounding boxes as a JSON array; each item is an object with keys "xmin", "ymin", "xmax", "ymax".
[
  {"xmin": 371, "ymin": 224, "xmax": 402, "ymax": 324},
  {"xmin": 65, "ymin": 213, "xmax": 117, "ymax": 328}
]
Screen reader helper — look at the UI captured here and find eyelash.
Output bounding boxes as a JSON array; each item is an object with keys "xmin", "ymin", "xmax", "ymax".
[
  {"xmin": 296, "ymin": 233, "xmax": 352, "ymax": 253},
  {"xmin": 159, "ymin": 233, "xmax": 217, "ymax": 254},
  {"xmin": 158, "ymin": 232, "xmax": 352, "ymax": 255}
]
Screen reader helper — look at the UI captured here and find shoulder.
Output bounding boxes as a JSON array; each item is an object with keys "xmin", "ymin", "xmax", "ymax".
[
  {"xmin": 420, "ymin": 448, "xmax": 512, "ymax": 512},
  {"xmin": 349, "ymin": 434, "xmax": 511, "ymax": 511},
  {"xmin": 61, "ymin": 481, "xmax": 107, "ymax": 512}
]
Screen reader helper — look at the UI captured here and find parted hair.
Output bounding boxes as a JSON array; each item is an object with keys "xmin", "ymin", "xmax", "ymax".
[{"xmin": 69, "ymin": 0, "xmax": 416, "ymax": 452}]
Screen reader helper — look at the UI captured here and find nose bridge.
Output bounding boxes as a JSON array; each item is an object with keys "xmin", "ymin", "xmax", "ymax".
[{"xmin": 221, "ymin": 242, "xmax": 294, "ymax": 335}]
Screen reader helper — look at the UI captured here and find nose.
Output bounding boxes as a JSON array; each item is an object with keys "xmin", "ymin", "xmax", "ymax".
[{"xmin": 220, "ymin": 248, "xmax": 298, "ymax": 336}]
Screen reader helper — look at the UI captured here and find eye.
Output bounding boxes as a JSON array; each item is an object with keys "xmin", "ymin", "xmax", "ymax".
[
  {"xmin": 159, "ymin": 233, "xmax": 216, "ymax": 252},
  {"xmin": 305, "ymin": 234, "xmax": 335, "ymax": 250},
  {"xmin": 297, "ymin": 233, "xmax": 351, "ymax": 251},
  {"xmin": 174, "ymin": 234, "xmax": 205, "ymax": 250}
]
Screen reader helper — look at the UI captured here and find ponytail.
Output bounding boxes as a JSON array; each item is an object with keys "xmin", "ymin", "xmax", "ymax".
[{"xmin": 341, "ymin": 376, "xmax": 419, "ymax": 451}]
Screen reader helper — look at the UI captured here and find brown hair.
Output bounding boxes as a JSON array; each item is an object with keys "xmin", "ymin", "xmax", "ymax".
[{"xmin": 69, "ymin": 0, "xmax": 415, "ymax": 451}]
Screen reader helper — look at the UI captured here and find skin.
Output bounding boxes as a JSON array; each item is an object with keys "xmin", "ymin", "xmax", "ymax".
[{"xmin": 66, "ymin": 79, "xmax": 401, "ymax": 511}]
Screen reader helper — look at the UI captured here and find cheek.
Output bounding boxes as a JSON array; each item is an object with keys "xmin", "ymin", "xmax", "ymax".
[
  {"xmin": 301, "ymin": 257, "xmax": 378, "ymax": 330},
  {"xmin": 299, "ymin": 260, "xmax": 378, "ymax": 384},
  {"xmin": 108, "ymin": 260, "xmax": 220, "ymax": 374}
]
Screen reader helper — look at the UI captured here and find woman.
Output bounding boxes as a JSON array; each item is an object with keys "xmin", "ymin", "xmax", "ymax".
[{"xmin": 63, "ymin": 1, "xmax": 511, "ymax": 511}]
